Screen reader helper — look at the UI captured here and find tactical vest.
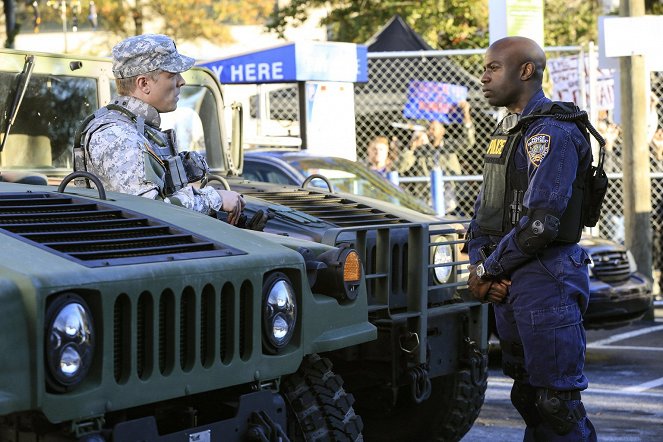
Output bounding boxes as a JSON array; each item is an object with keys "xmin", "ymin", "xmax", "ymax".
[
  {"xmin": 476, "ymin": 102, "xmax": 606, "ymax": 244},
  {"xmin": 73, "ymin": 104, "xmax": 188, "ymax": 197}
]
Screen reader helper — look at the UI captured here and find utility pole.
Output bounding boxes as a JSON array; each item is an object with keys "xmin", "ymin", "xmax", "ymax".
[{"xmin": 619, "ymin": 0, "xmax": 653, "ymax": 316}]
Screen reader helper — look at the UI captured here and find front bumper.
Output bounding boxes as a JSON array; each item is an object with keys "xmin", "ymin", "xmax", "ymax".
[{"xmin": 585, "ymin": 272, "xmax": 653, "ymax": 329}]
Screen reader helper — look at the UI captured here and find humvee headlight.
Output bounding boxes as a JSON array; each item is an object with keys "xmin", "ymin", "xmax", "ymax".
[
  {"xmin": 432, "ymin": 240, "xmax": 453, "ymax": 284},
  {"xmin": 45, "ymin": 294, "xmax": 94, "ymax": 392},
  {"xmin": 59, "ymin": 345, "xmax": 83, "ymax": 376},
  {"xmin": 263, "ymin": 273, "xmax": 297, "ymax": 352}
]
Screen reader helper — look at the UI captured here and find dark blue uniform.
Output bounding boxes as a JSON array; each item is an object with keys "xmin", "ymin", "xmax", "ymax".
[{"xmin": 469, "ymin": 90, "xmax": 597, "ymax": 441}]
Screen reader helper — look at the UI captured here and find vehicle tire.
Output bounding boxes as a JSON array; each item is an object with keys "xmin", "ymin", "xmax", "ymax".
[
  {"xmin": 282, "ymin": 353, "xmax": 364, "ymax": 442},
  {"xmin": 361, "ymin": 361, "xmax": 488, "ymax": 442}
]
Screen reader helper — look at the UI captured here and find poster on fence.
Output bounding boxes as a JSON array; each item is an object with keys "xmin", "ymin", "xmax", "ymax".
[
  {"xmin": 402, "ymin": 81, "xmax": 468, "ymax": 123},
  {"xmin": 548, "ymin": 53, "xmax": 616, "ymax": 111}
]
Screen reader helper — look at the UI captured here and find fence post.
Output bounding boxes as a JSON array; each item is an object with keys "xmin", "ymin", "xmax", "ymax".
[
  {"xmin": 387, "ymin": 170, "xmax": 400, "ymax": 186},
  {"xmin": 431, "ymin": 168, "xmax": 446, "ymax": 216}
]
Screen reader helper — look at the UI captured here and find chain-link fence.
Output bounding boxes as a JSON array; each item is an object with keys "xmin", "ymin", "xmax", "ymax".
[
  {"xmin": 230, "ymin": 47, "xmax": 663, "ymax": 289},
  {"xmin": 355, "ymin": 48, "xmax": 662, "ymax": 289},
  {"xmin": 355, "ymin": 48, "xmax": 594, "ymax": 209}
]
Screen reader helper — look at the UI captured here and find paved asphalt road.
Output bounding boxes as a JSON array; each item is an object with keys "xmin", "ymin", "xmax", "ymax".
[{"xmin": 462, "ymin": 308, "xmax": 663, "ymax": 441}]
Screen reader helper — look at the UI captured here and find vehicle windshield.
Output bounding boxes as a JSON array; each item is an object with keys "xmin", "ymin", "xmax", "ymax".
[
  {"xmin": 286, "ymin": 156, "xmax": 437, "ymax": 215},
  {"xmin": 0, "ymin": 72, "xmax": 98, "ymax": 175}
]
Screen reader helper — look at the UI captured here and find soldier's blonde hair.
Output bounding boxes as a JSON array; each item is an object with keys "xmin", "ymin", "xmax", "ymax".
[{"xmin": 115, "ymin": 69, "xmax": 163, "ymax": 95}]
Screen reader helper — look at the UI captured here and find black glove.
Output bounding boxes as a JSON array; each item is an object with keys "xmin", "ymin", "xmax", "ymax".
[
  {"xmin": 245, "ymin": 209, "xmax": 273, "ymax": 231},
  {"xmin": 215, "ymin": 209, "xmax": 273, "ymax": 232},
  {"xmin": 178, "ymin": 151, "xmax": 209, "ymax": 183}
]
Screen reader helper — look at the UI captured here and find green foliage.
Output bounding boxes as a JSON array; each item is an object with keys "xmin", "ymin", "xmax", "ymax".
[
  {"xmin": 33, "ymin": 0, "xmax": 274, "ymax": 43},
  {"xmin": 646, "ymin": 0, "xmax": 663, "ymax": 15},
  {"xmin": 543, "ymin": 0, "xmax": 601, "ymax": 46},
  {"xmin": 18, "ymin": 0, "xmax": 663, "ymax": 51},
  {"xmin": 414, "ymin": 0, "xmax": 489, "ymax": 49},
  {"xmin": 267, "ymin": 0, "xmax": 660, "ymax": 50},
  {"xmin": 266, "ymin": 0, "xmax": 489, "ymax": 49}
]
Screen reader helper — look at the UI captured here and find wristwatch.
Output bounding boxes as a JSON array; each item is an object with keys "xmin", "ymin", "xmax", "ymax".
[{"xmin": 475, "ymin": 263, "xmax": 487, "ymax": 279}]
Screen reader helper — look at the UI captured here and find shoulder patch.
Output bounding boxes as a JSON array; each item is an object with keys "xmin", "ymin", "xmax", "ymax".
[{"xmin": 525, "ymin": 133, "xmax": 550, "ymax": 167}]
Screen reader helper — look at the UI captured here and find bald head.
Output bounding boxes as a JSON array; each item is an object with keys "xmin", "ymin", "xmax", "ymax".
[
  {"xmin": 481, "ymin": 36, "xmax": 546, "ymax": 112},
  {"xmin": 490, "ymin": 36, "xmax": 546, "ymax": 82}
]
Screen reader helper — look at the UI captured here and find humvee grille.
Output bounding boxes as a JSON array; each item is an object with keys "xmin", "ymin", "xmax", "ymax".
[
  {"xmin": 322, "ymin": 221, "xmax": 468, "ymax": 315},
  {"xmin": 111, "ymin": 282, "xmax": 253, "ymax": 384},
  {"xmin": 242, "ymin": 189, "xmax": 407, "ymax": 226},
  {"xmin": 0, "ymin": 191, "xmax": 244, "ymax": 266},
  {"xmin": 590, "ymin": 250, "xmax": 631, "ymax": 282}
]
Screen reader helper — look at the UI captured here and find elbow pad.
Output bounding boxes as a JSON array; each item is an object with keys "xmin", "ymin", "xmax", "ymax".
[{"xmin": 516, "ymin": 210, "xmax": 560, "ymax": 255}]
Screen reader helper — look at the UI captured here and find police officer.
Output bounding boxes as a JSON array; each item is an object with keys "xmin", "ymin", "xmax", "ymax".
[
  {"xmin": 74, "ymin": 34, "xmax": 245, "ymax": 224},
  {"xmin": 467, "ymin": 36, "xmax": 597, "ymax": 441}
]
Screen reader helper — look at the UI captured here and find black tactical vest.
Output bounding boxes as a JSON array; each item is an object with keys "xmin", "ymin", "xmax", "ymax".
[
  {"xmin": 475, "ymin": 129, "xmax": 528, "ymax": 236},
  {"xmin": 476, "ymin": 105, "xmax": 590, "ymax": 244}
]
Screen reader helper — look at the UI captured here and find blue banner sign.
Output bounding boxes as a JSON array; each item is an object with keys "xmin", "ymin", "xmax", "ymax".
[
  {"xmin": 199, "ymin": 42, "xmax": 368, "ymax": 84},
  {"xmin": 403, "ymin": 81, "xmax": 468, "ymax": 123}
]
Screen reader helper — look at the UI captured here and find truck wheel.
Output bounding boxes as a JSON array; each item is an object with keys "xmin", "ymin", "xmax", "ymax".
[
  {"xmin": 361, "ymin": 364, "xmax": 488, "ymax": 442},
  {"xmin": 282, "ymin": 354, "xmax": 364, "ymax": 442},
  {"xmin": 426, "ymin": 365, "xmax": 488, "ymax": 441}
]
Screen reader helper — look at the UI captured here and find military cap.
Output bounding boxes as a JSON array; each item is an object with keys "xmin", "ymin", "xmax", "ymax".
[{"xmin": 112, "ymin": 34, "xmax": 195, "ymax": 79}]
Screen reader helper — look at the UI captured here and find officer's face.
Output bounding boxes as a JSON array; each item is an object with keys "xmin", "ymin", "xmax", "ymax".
[
  {"xmin": 144, "ymin": 71, "xmax": 185, "ymax": 113},
  {"xmin": 480, "ymin": 47, "xmax": 522, "ymax": 110}
]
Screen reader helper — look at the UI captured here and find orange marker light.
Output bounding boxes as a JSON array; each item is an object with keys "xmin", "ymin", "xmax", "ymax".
[{"xmin": 343, "ymin": 250, "xmax": 362, "ymax": 282}]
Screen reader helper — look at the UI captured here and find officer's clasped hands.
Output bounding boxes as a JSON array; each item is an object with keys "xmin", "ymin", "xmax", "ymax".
[
  {"xmin": 485, "ymin": 279, "xmax": 510, "ymax": 303},
  {"xmin": 467, "ymin": 264, "xmax": 510, "ymax": 303}
]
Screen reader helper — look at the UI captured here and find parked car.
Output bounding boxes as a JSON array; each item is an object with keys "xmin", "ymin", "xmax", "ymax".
[
  {"xmin": 243, "ymin": 149, "xmax": 654, "ymax": 330},
  {"xmin": 243, "ymin": 149, "xmax": 436, "ymax": 214}
]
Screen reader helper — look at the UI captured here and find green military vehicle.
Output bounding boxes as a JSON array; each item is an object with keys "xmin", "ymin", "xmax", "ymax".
[
  {"xmin": 0, "ymin": 48, "xmax": 488, "ymax": 441},
  {"xmin": 0, "ymin": 53, "xmax": 375, "ymax": 441},
  {"xmin": 0, "ymin": 177, "xmax": 374, "ymax": 441}
]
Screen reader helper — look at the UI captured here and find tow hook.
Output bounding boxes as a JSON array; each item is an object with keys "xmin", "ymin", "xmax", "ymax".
[
  {"xmin": 464, "ymin": 337, "xmax": 487, "ymax": 384},
  {"xmin": 247, "ymin": 411, "xmax": 290, "ymax": 442},
  {"xmin": 408, "ymin": 365, "xmax": 432, "ymax": 404},
  {"xmin": 71, "ymin": 416, "xmax": 105, "ymax": 440},
  {"xmin": 399, "ymin": 331, "xmax": 420, "ymax": 353}
]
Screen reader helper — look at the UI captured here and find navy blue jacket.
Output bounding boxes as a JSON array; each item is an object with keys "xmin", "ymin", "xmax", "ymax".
[{"xmin": 468, "ymin": 90, "xmax": 592, "ymax": 277}]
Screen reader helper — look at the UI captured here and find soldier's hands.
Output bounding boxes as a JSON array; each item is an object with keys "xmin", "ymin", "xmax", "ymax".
[{"xmin": 218, "ymin": 190, "xmax": 245, "ymax": 225}]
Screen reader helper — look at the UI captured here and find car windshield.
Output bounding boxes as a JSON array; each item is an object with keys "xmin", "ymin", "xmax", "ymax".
[{"xmin": 286, "ymin": 156, "xmax": 437, "ymax": 215}]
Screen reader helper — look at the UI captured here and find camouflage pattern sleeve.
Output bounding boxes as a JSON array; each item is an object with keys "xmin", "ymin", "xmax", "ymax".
[
  {"xmin": 87, "ymin": 123, "xmax": 160, "ymax": 197},
  {"xmin": 87, "ymin": 118, "xmax": 223, "ymax": 215},
  {"xmin": 167, "ymin": 186, "xmax": 222, "ymax": 215}
]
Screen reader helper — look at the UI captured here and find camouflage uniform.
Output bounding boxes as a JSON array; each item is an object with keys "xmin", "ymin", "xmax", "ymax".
[
  {"xmin": 74, "ymin": 34, "xmax": 223, "ymax": 215},
  {"xmin": 77, "ymin": 95, "xmax": 222, "ymax": 215}
]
